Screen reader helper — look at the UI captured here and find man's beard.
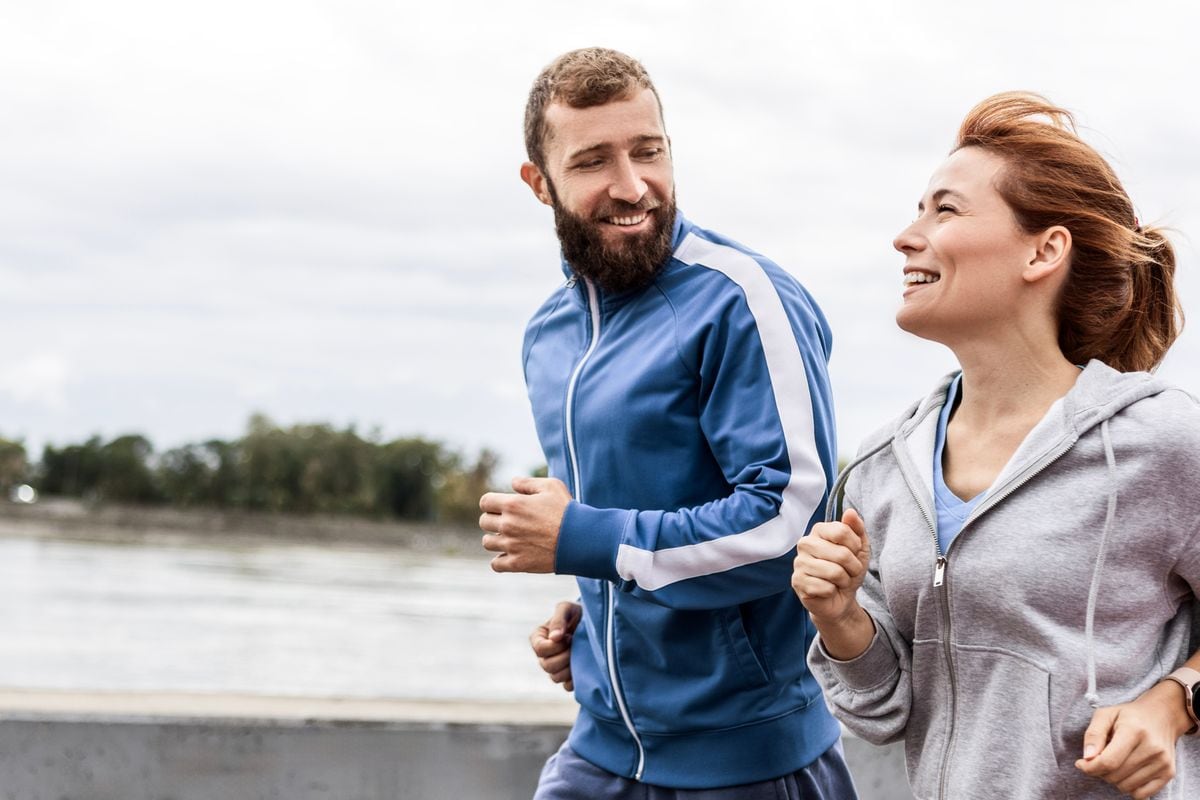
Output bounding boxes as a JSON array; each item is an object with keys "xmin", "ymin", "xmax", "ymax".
[{"xmin": 550, "ymin": 186, "xmax": 677, "ymax": 295}]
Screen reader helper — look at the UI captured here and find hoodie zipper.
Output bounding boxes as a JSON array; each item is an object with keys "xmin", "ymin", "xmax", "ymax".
[
  {"xmin": 958, "ymin": 436, "xmax": 1077, "ymax": 530},
  {"xmin": 895, "ymin": 465, "xmax": 958, "ymax": 800},
  {"xmin": 563, "ymin": 276, "xmax": 645, "ymax": 781},
  {"xmin": 902, "ymin": 428, "xmax": 1077, "ymax": 800}
]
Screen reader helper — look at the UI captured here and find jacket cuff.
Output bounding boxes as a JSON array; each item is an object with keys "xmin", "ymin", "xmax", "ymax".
[
  {"xmin": 555, "ymin": 501, "xmax": 626, "ymax": 582},
  {"xmin": 816, "ymin": 627, "xmax": 899, "ymax": 691}
]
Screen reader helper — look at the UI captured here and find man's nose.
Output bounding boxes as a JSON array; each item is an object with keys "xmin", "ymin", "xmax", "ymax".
[{"xmin": 609, "ymin": 156, "xmax": 648, "ymax": 205}]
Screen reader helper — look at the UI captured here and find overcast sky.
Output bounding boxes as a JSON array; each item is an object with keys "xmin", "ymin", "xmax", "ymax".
[{"xmin": 2, "ymin": 1, "xmax": 1198, "ymax": 480}]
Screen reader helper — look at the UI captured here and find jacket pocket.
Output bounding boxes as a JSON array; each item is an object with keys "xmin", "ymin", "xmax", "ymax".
[{"xmin": 721, "ymin": 605, "xmax": 771, "ymax": 688}]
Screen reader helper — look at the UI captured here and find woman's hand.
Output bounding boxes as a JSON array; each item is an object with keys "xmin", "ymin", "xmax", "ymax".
[
  {"xmin": 792, "ymin": 509, "xmax": 875, "ymax": 660},
  {"xmin": 1075, "ymin": 679, "xmax": 1194, "ymax": 798}
]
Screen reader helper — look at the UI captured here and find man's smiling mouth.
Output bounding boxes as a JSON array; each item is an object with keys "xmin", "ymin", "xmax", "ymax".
[{"xmin": 606, "ymin": 213, "xmax": 649, "ymax": 226}]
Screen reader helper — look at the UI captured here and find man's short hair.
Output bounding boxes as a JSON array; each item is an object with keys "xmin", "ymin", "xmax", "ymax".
[{"xmin": 524, "ymin": 47, "xmax": 663, "ymax": 173}]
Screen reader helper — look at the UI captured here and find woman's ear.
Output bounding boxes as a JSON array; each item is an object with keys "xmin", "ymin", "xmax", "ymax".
[{"xmin": 1023, "ymin": 226, "xmax": 1072, "ymax": 284}]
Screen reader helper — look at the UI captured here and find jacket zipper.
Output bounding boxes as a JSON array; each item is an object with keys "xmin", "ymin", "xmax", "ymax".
[{"xmin": 563, "ymin": 276, "xmax": 645, "ymax": 780}]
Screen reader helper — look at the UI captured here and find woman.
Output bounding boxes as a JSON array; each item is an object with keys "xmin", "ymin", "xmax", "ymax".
[{"xmin": 793, "ymin": 92, "xmax": 1199, "ymax": 799}]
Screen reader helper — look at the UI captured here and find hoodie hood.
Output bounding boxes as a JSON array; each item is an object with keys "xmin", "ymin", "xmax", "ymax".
[
  {"xmin": 830, "ymin": 359, "xmax": 1176, "ymax": 524},
  {"xmin": 895, "ymin": 359, "xmax": 1170, "ymax": 450}
]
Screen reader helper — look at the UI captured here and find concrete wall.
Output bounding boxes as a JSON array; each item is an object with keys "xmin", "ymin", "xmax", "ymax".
[{"xmin": 0, "ymin": 713, "xmax": 912, "ymax": 800}]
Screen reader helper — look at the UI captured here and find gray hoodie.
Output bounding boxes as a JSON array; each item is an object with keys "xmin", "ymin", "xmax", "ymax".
[{"xmin": 809, "ymin": 360, "xmax": 1200, "ymax": 799}]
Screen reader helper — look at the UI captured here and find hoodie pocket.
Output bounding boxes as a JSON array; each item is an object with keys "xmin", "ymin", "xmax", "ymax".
[{"xmin": 944, "ymin": 645, "xmax": 1067, "ymax": 797}]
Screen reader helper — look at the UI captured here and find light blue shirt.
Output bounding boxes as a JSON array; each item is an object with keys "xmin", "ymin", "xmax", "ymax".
[{"xmin": 933, "ymin": 374, "xmax": 986, "ymax": 553}]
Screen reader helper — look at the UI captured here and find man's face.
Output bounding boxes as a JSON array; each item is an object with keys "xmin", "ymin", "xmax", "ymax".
[{"xmin": 523, "ymin": 88, "xmax": 676, "ymax": 294}]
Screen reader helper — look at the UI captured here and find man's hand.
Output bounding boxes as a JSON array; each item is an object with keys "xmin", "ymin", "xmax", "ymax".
[
  {"xmin": 479, "ymin": 476, "xmax": 571, "ymax": 573},
  {"xmin": 530, "ymin": 600, "xmax": 581, "ymax": 691},
  {"xmin": 1075, "ymin": 680, "xmax": 1193, "ymax": 798}
]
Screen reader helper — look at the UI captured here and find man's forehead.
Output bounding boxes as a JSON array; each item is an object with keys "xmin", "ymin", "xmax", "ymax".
[{"xmin": 543, "ymin": 88, "xmax": 666, "ymax": 157}]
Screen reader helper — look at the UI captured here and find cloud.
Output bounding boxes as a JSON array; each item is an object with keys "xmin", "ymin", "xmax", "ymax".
[
  {"xmin": 0, "ymin": 0, "xmax": 1196, "ymax": 476},
  {"xmin": 0, "ymin": 354, "xmax": 72, "ymax": 411}
]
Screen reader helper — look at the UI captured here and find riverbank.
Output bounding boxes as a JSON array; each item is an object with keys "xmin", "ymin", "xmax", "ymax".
[{"xmin": 0, "ymin": 497, "xmax": 484, "ymax": 556}]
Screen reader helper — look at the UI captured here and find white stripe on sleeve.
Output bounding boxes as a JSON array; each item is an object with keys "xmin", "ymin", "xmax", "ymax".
[{"xmin": 614, "ymin": 233, "xmax": 828, "ymax": 591}]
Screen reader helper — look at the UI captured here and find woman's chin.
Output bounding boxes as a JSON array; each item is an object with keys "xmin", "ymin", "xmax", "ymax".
[{"xmin": 894, "ymin": 308, "xmax": 925, "ymax": 337}]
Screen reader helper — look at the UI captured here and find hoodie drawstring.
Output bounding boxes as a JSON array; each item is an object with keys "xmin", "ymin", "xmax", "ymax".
[
  {"xmin": 1084, "ymin": 419, "xmax": 1118, "ymax": 708},
  {"xmin": 824, "ymin": 437, "xmax": 896, "ymax": 523}
]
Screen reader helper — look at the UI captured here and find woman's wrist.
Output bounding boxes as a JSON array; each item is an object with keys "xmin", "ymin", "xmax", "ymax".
[
  {"xmin": 1145, "ymin": 679, "xmax": 1197, "ymax": 738},
  {"xmin": 813, "ymin": 603, "xmax": 876, "ymax": 662}
]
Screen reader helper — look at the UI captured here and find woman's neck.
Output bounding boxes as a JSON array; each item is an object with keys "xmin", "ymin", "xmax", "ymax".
[
  {"xmin": 938, "ymin": 339, "xmax": 1082, "ymax": 500},
  {"xmin": 951, "ymin": 342, "xmax": 1081, "ymax": 428}
]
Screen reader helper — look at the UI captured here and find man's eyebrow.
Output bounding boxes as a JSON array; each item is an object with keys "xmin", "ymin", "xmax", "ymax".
[
  {"xmin": 566, "ymin": 143, "xmax": 608, "ymax": 161},
  {"xmin": 565, "ymin": 134, "xmax": 666, "ymax": 162}
]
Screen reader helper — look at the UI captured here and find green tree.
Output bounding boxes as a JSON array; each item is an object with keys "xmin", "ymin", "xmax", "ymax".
[
  {"xmin": 97, "ymin": 435, "xmax": 161, "ymax": 503},
  {"xmin": 29, "ymin": 418, "xmax": 502, "ymax": 525},
  {"xmin": 437, "ymin": 448, "xmax": 500, "ymax": 524},
  {"xmin": 39, "ymin": 437, "xmax": 104, "ymax": 497},
  {"xmin": 239, "ymin": 414, "xmax": 307, "ymax": 512},
  {"xmin": 296, "ymin": 424, "xmax": 375, "ymax": 514},
  {"xmin": 373, "ymin": 438, "xmax": 445, "ymax": 520},
  {"xmin": 158, "ymin": 443, "xmax": 218, "ymax": 507},
  {"xmin": 0, "ymin": 437, "xmax": 28, "ymax": 496}
]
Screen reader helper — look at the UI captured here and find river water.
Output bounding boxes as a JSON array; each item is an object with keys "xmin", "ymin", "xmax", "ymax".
[{"xmin": 0, "ymin": 533, "xmax": 579, "ymax": 704}]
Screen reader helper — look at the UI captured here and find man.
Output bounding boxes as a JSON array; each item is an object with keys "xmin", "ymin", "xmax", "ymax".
[{"xmin": 479, "ymin": 48, "xmax": 856, "ymax": 799}]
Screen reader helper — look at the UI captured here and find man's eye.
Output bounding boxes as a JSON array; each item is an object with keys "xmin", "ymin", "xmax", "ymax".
[
  {"xmin": 937, "ymin": 205, "xmax": 958, "ymax": 214},
  {"xmin": 635, "ymin": 148, "xmax": 663, "ymax": 159}
]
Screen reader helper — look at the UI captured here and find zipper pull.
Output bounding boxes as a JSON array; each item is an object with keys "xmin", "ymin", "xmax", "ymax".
[
  {"xmin": 565, "ymin": 276, "xmax": 577, "ymax": 289},
  {"xmin": 933, "ymin": 556, "xmax": 947, "ymax": 587}
]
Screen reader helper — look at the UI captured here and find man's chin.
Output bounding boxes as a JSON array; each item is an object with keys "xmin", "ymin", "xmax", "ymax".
[
  {"xmin": 599, "ymin": 229, "xmax": 659, "ymax": 259},
  {"xmin": 554, "ymin": 199, "xmax": 677, "ymax": 294}
]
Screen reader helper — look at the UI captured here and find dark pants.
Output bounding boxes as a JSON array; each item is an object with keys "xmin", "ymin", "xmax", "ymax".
[{"xmin": 532, "ymin": 739, "xmax": 858, "ymax": 800}]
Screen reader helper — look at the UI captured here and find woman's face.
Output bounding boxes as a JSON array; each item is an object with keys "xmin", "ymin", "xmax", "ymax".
[{"xmin": 893, "ymin": 146, "xmax": 1040, "ymax": 345}]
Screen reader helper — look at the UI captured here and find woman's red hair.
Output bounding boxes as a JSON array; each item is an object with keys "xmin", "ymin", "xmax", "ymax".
[{"xmin": 957, "ymin": 92, "xmax": 1182, "ymax": 372}]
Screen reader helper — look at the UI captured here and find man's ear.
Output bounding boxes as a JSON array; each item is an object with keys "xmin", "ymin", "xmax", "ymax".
[
  {"xmin": 1023, "ymin": 226, "xmax": 1072, "ymax": 285},
  {"xmin": 520, "ymin": 162, "xmax": 553, "ymax": 207}
]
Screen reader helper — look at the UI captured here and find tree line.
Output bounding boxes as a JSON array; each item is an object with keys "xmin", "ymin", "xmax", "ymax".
[{"xmin": 0, "ymin": 415, "xmax": 501, "ymax": 524}]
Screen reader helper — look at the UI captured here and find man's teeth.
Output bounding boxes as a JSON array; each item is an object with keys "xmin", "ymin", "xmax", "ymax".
[
  {"xmin": 904, "ymin": 271, "xmax": 940, "ymax": 285},
  {"xmin": 609, "ymin": 213, "xmax": 647, "ymax": 226}
]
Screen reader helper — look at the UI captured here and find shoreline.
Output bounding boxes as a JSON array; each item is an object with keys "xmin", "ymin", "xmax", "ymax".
[
  {"xmin": 0, "ymin": 688, "xmax": 575, "ymax": 727},
  {"xmin": 0, "ymin": 498, "xmax": 485, "ymax": 556}
]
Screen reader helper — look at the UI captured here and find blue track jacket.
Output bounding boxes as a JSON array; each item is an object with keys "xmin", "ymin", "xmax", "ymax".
[{"xmin": 522, "ymin": 213, "xmax": 842, "ymax": 788}]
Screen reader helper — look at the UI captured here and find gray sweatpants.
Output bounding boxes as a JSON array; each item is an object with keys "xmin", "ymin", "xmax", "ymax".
[{"xmin": 532, "ymin": 739, "xmax": 858, "ymax": 800}]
